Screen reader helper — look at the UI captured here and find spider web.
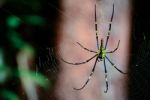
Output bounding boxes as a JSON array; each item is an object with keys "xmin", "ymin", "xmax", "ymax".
[
  {"xmin": 35, "ymin": 47, "xmax": 59, "ymax": 100},
  {"xmin": 36, "ymin": 47, "xmax": 58, "ymax": 81}
]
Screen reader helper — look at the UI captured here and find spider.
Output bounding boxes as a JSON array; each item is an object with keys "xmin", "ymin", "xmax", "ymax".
[{"xmin": 61, "ymin": 3, "xmax": 127, "ymax": 93}]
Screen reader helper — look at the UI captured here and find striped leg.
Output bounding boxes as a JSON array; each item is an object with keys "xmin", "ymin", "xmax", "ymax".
[
  {"xmin": 74, "ymin": 57, "xmax": 98, "ymax": 90},
  {"xmin": 105, "ymin": 4, "xmax": 115, "ymax": 49},
  {"xmin": 105, "ymin": 56, "xmax": 127, "ymax": 74},
  {"xmin": 106, "ymin": 40, "xmax": 120, "ymax": 53},
  {"xmin": 104, "ymin": 58, "xmax": 108, "ymax": 93},
  {"xmin": 95, "ymin": 4, "xmax": 99, "ymax": 49},
  {"xmin": 77, "ymin": 42, "xmax": 97, "ymax": 53},
  {"xmin": 61, "ymin": 54, "xmax": 97, "ymax": 65}
]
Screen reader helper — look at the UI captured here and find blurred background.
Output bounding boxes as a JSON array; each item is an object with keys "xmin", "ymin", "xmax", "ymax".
[
  {"xmin": 0, "ymin": 0, "xmax": 150, "ymax": 100},
  {"xmin": 0, "ymin": 0, "xmax": 59, "ymax": 100}
]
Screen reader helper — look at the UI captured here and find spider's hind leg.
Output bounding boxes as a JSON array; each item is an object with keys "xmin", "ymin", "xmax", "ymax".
[
  {"xmin": 103, "ymin": 58, "xmax": 109, "ymax": 93},
  {"xmin": 105, "ymin": 56, "xmax": 127, "ymax": 74},
  {"xmin": 74, "ymin": 57, "xmax": 98, "ymax": 90}
]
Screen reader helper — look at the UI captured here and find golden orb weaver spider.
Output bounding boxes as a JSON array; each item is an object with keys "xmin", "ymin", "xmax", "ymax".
[{"xmin": 61, "ymin": 3, "xmax": 127, "ymax": 93}]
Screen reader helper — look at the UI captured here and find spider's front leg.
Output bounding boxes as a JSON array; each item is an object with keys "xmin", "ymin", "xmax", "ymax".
[
  {"xmin": 105, "ymin": 4, "xmax": 114, "ymax": 49},
  {"xmin": 95, "ymin": 4, "xmax": 100, "ymax": 50}
]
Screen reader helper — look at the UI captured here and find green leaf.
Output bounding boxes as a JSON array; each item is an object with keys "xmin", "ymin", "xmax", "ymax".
[
  {"xmin": 18, "ymin": 69, "xmax": 50, "ymax": 88},
  {"xmin": 8, "ymin": 31, "xmax": 25, "ymax": 49},
  {"xmin": 1, "ymin": 90, "xmax": 19, "ymax": 100},
  {"xmin": 0, "ymin": 65, "xmax": 10, "ymax": 83},
  {"xmin": 24, "ymin": 15, "xmax": 46, "ymax": 26},
  {"xmin": 7, "ymin": 16, "xmax": 21, "ymax": 29}
]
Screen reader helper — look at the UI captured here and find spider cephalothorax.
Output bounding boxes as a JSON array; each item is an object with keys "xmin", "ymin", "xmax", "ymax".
[
  {"xmin": 61, "ymin": 3, "xmax": 127, "ymax": 93},
  {"xmin": 97, "ymin": 39, "xmax": 106, "ymax": 61}
]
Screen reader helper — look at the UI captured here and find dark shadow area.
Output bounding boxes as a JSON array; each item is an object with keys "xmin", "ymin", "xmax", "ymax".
[{"xmin": 129, "ymin": 0, "xmax": 150, "ymax": 100}]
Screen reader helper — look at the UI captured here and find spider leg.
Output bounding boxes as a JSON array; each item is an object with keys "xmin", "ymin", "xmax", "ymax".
[
  {"xmin": 95, "ymin": 4, "xmax": 99, "ymax": 49},
  {"xmin": 74, "ymin": 57, "xmax": 98, "ymax": 90},
  {"xmin": 105, "ymin": 3, "xmax": 114, "ymax": 49},
  {"xmin": 106, "ymin": 40, "xmax": 120, "ymax": 53},
  {"xmin": 105, "ymin": 56, "xmax": 127, "ymax": 74},
  {"xmin": 76, "ymin": 42, "xmax": 97, "ymax": 53},
  {"xmin": 61, "ymin": 54, "xmax": 97, "ymax": 65},
  {"xmin": 104, "ymin": 58, "xmax": 108, "ymax": 93}
]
